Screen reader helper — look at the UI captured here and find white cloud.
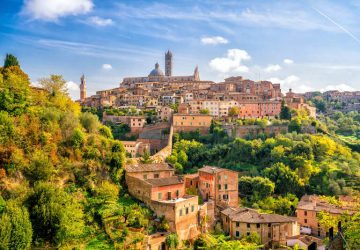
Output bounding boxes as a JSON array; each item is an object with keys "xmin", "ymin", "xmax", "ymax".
[
  {"xmin": 268, "ymin": 75, "xmax": 314, "ymax": 93},
  {"xmin": 321, "ymin": 84, "xmax": 355, "ymax": 92},
  {"xmin": 264, "ymin": 64, "xmax": 282, "ymax": 72},
  {"xmin": 23, "ymin": 0, "xmax": 93, "ymax": 21},
  {"xmin": 88, "ymin": 16, "xmax": 114, "ymax": 26},
  {"xmin": 209, "ymin": 49, "xmax": 251, "ymax": 74},
  {"xmin": 102, "ymin": 64, "xmax": 113, "ymax": 70},
  {"xmin": 201, "ymin": 36, "xmax": 228, "ymax": 45},
  {"xmin": 283, "ymin": 59, "xmax": 294, "ymax": 65},
  {"xmin": 66, "ymin": 81, "xmax": 79, "ymax": 91}
]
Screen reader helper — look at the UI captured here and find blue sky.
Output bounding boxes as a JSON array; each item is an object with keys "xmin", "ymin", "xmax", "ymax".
[{"xmin": 1, "ymin": 0, "xmax": 360, "ymax": 99}]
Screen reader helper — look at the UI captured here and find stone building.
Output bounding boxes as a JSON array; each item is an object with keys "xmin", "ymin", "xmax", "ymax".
[
  {"xmin": 284, "ymin": 89, "xmax": 316, "ymax": 118},
  {"xmin": 296, "ymin": 195, "xmax": 356, "ymax": 238},
  {"xmin": 122, "ymin": 140, "xmax": 150, "ymax": 158},
  {"xmin": 172, "ymin": 114, "xmax": 212, "ymax": 133},
  {"xmin": 197, "ymin": 166, "xmax": 239, "ymax": 209},
  {"xmin": 80, "ymin": 74, "xmax": 86, "ymax": 101},
  {"xmin": 125, "ymin": 163, "xmax": 200, "ymax": 240},
  {"xmin": 221, "ymin": 207, "xmax": 300, "ymax": 248}
]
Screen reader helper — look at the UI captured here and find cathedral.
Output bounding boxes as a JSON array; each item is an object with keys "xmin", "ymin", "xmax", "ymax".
[{"xmin": 121, "ymin": 50, "xmax": 200, "ymax": 86}]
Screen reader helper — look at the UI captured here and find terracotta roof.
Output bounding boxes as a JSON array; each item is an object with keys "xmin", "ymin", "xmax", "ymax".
[
  {"xmin": 198, "ymin": 165, "xmax": 238, "ymax": 174},
  {"xmin": 287, "ymin": 235, "xmax": 324, "ymax": 246},
  {"xmin": 297, "ymin": 195, "xmax": 357, "ymax": 215},
  {"xmin": 125, "ymin": 163, "xmax": 174, "ymax": 173},
  {"xmin": 184, "ymin": 173, "xmax": 199, "ymax": 179},
  {"xmin": 221, "ymin": 207, "xmax": 297, "ymax": 223},
  {"xmin": 146, "ymin": 176, "xmax": 184, "ymax": 187}
]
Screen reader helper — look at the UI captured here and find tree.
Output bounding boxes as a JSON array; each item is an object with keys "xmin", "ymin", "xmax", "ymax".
[
  {"xmin": 140, "ymin": 151, "xmax": 153, "ymax": 164},
  {"xmin": 79, "ymin": 112, "xmax": 100, "ymax": 133},
  {"xmin": 228, "ymin": 106, "xmax": 239, "ymax": 119},
  {"xmin": 165, "ymin": 233, "xmax": 179, "ymax": 250},
  {"xmin": 199, "ymin": 108, "xmax": 210, "ymax": 115},
  {"xmin": 4, "ymin": 54, "xmax": 19, "ymax": 68},
  {"xmin": 280, "ymin": 100, "xmax": 291, "ymax": 120},
  {"xmin": 288, "ymin": 118, "xmax": 302, "ymax": 133},
  {"xmin": 28, "ymin": 182, "xmax": 84, "ymax": 247},
  {"xmin": 0, "ymin": 66, "xmax": 31, "ymax": 115},
  {"xmin": 263, "ymin": 162, "xmax": 302, "ymax": 194},
  {"xmin": 0, "ymin": 201, "xmax": 32, "ymax": 250},
  {"xmin": 239, "ymin": 176, "xmax": 275, "ymax": 200},
  {"xmin": 38, "ymin": 75, "xmax": 68, "ymax": 96}
]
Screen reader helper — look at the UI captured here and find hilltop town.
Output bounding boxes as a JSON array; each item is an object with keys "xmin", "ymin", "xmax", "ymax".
[{"xmin": 71, "ymin": 51, "xmax": 360, "ymax": 249}]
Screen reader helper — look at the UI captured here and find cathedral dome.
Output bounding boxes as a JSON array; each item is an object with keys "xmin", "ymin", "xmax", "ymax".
[{"xmin": 149, "ymin": 62, "xmax": 164, "ymax": 77}]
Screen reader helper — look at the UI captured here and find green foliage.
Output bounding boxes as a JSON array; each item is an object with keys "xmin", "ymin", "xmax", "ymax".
[
  {"xmin": 199, "ymin": 108, "xmax": 210, "ymax": 115},
  {"xmin": 239, "ymin": 176, "xmax": 275, "ymax": 201},
  {"xmin": 38, "ymin": 74, "xmax": 68, "ymax": 96},
  {"xmin": 280, "ymin": 101, "xmax": 291, "ymax": 120},
  {"xmin": 0, "ymin": 200, "xmax": 32, "ymax": 250},
  {"xmin": 4, "ymin": 54, "xmax": 19, "ymax": 68},
  {"xmin": 257, "ymin": 194, "xmax": 299, "ymax": 216},
  {"xmin": 99, "ymin": 125, "xmax": 113, "ymax": 139},
  {"xmin": 28, "ymin": 182, "xmax": 85, "ymax": 247},
  {"xmin": 0, "ymin": 66, "xmax": 30, "ymax": 115},
  {"xmin": 263, "ymin": 162, "xmax": 302, "ymax": 195},
  {"xmin": 165, "ymin": 233, "xmax": 179, "ymax": 250},
  {"xmin": 80, "ymin": 112, "xmax": 101, "ymax": 133},
  {"xmin": 70, "ymin": 128, "xmax": 85, "ymax": 148}
]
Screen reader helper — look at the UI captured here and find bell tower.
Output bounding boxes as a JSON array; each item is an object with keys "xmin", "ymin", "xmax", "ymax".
[
  {"xmin": 165, "ymin": 50, "xmax": 172, "ymax": 76},
  {"xmin": 80, "ymin": 74, "xmax": 86, "ymax": 101}
]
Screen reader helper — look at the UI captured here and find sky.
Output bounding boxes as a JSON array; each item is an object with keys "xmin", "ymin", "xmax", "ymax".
[{"xmin": 1, "ymin": 0, "xmax": 360, "ymax": 100}]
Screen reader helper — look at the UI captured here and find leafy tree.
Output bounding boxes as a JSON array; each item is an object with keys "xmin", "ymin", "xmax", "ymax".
[
  {"xmin": 80, "ymin": 112, "xmax": 101, "ymax": 133},
  {"xmin": 99, "ymin": 125, "xmax": 113, "ymax": 139},
  {"xmin": 229, "ymin": 106, "xmax": 240, "ymax": 119},
  {"xmin": 0, "ymin": 200, "xmax": 32, "ymax": 250},
  {"xmin": 280, "ymin": 100, "xmax": 291, "ymax": 120},
  {"xmin": 263, "ymin": 162, "xmax": 302, "ymax": 194},
  {"xmin": 3, "ymin": 54, "xmax": 19, "ymax": 68},
  {"xmin": 28, "ymin": 182, "xmax": 85, "ymax": 247},
  {"xmin": 38, "ymin": 74, "xmax": 68, "ymax": 96},
  {"xmin": 165, "ymin": 233, "xmax": 179, "ymax": 250},
  {"xmin": 140, "ymin": 151, "xmax": 153, "ymax": 164},
  {"xmin": 239, "ymin": 176, "xmax": 275, "ymax": 200},
  {"xmin": 288, "ymin": 118, "xmax": 302, "ymax": 133},
  {"xmin": 199, "ymin": 108, "xmax": 210, "ymax": 115},
  {"xmin": 0, "ymin": 66, "xmax": 30, "ymax": 115}
]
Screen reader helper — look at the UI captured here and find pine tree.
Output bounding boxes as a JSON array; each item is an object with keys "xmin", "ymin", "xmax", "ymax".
[{"xmin": 3, "ymin": 54, "xmax": 19, "ymax": 68}]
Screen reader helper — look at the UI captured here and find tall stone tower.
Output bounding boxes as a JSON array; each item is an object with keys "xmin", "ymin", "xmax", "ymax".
[
  {"xmin": 165, "ymin": 50, "xmax": 172, "ymax": 76},
  {"xmin": 194, "ymin": 66, "xmax": 200, "ymax": 81},
  {"xmin": 80, "ymin": 74, "xmax": 86, "ymax": 101}
]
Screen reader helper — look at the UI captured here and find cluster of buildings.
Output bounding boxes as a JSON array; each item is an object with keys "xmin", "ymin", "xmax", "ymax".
[
  {"xmin": 79, "ymin": 51, "xmax": 316, "ymax": 122},
  {"xmin": 304, "ymin": 90, "xmax": 360, "ymax": 113},
  {"xmin": 125, "ymin": 163, "xmax": 354, "ymax": 249}
]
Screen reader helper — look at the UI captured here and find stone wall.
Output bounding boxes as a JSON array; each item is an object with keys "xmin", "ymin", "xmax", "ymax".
[{"xmin": 223, "ymin": 124, "xmax": 288, "ymax": 138}]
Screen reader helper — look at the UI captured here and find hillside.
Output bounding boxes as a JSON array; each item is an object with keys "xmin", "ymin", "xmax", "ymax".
[{"xmin": 0, "ymin": 66, "xmax": 158, "ymax": 249}]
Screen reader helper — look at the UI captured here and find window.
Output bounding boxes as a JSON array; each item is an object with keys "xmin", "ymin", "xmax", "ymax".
[
  {"xmin": 154, "ymin": 173, "xmax": 159, "ymax": 178},
  {"xmin": 318, "ymin": 230, "xmax": 321, "ymax": 236},
  {"xmin": 224, "ymin": 175, "xmax": 228, "ymax": 180},
  {"xmin": 304, "ymin": 219, "xmax": 307, "ymax": 224},
  {"xmin": 158, "ymin": 193, "xmax": 162, "ymax": 200},
  {"xmin": 186, "ymin": 207, "xmax": 189, "ymax": 214},
  {"xmin": 218, "ymin": 184, "xmax": 221, "ymax": 190},
  {"xmin": 236, "ymin": 231, "xmax": 240, "ymax": 237},
  {"xmin": 247, "ymin": 232, "xmax": 250, "ymax": 236},
  {"xmin": 143, "ymin": 174, "xmax": 147, "ymax": 180},
  {"xmin": 223, "ymin": 194, "xmax": 228, "ymax": 200},
  {"xmin": 247, "ymin": 223, "xmax": 250, "ymax": 228},
  {"xmin": 176, "ymin": 190, "xmax": 179, "ymax": 197},
  {"xmin": 256, "ymin": 223, "xmax": 260, "ymax": 228},
  {"xmin": 268, "ymin": 232, "xmax": 271, "ymax": 238},
  {"xmin": 304, "ymin": 211, "xmax": 307, "ymax": 216},
  {"xmin": 224, "ymin": 184, "xmax": 228, "ymax": 190},
  {"xmin": 236, "ymin": 222, "xmax": 240, "ymax": 227},
  {"xmin": 268, "ymin": 223, "xmax": 271, "ymax": 227},
  {"xmin": 179, "ymin": 208, "xmax": 183, "ymax": 216},
  {"xmin": 191, "ymin": 205, "xmax": 194, "ymax": 212}
]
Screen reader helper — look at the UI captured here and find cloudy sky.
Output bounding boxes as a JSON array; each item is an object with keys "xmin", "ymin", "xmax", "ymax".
[{"xmin": 1, "ymin": 0, "xmax": 360, "ymax": 99}]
